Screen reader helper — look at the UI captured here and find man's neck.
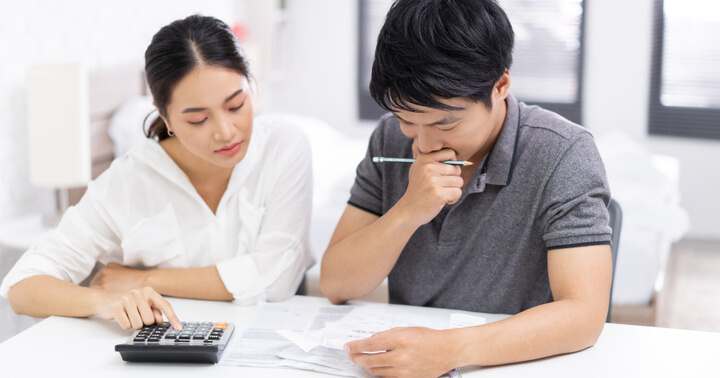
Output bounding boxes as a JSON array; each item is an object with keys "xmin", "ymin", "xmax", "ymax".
[{"xmin": 468, "ymin": 98, "xmax": 507, "ymax": 167}]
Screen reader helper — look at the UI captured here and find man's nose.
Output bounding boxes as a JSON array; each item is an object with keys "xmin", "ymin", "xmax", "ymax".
[{"xmin": 415, "ymin": 129, "xmax": 442, "ymax": 154}]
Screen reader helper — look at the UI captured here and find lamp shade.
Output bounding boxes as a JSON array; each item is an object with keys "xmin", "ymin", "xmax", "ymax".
[{"xmin": 27, "ymin": 64, "xmax": 91, "ymax": 188}]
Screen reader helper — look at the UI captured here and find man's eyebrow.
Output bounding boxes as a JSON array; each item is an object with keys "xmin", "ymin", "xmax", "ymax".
[
  {"xmin": 429, "ymin": 116, "xmax": 460, "ymax": 127},
  {"xmin": 393, "ymin": 113, "xmax": 414, "ymax": 125},
  {"xmin": 181, "ymin": 89, "xmax": 244, "ymax": 114},
  {"xmin": 393, "ymin": 113, "xmax": 460, "ymax": 127}
]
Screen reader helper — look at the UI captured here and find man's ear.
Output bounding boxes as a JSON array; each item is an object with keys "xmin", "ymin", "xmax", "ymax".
[{"xmin": 493, "ymin": 70, "xmax": 511, "ymax": 103}]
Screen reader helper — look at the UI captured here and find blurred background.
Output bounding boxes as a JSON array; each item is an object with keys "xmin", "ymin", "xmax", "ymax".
[{"xmin": 1, "ymin": 0, "xmax": 718, "ymax": 342}]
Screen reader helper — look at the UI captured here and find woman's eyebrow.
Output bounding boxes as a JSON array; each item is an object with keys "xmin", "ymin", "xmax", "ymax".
[
  {"xmin": 181, "ymin": 89, "xmax": 244, "ymax": 113},
  {"xmin": 224, "ymin": 89, "xmax": 243, "ymax": 103}
]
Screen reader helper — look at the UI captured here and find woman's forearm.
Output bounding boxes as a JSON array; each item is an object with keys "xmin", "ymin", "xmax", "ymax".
[
  {"xmin": 145, "ymin": 266, "xmax": 234, "ymax": 301},
  {"xmin": 7, "ymin": 275, "xmax": 106, "ymax": 318}
]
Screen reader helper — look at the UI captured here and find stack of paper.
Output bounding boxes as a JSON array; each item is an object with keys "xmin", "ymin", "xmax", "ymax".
[{"xmin": 220, "ymin": 302, "xmax": 486, "ymax": 377}]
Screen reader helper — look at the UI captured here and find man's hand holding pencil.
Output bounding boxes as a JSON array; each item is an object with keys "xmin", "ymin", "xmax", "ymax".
[{"xmin": 379, "ymin": 146, "xmax": 465, "ymax": 227}]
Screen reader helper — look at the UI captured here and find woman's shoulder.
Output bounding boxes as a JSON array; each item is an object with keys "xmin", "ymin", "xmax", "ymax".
[
  {"xmin": 254, "ymin": 115, "xmax": 310, "ymax": 142},
  {"xmin": 87, "ymin": 139, "xmax": 171, "ymax": 195},
  {"xmin": 252, "ymin": 114, "xmax": 312, "ymax": 158}
]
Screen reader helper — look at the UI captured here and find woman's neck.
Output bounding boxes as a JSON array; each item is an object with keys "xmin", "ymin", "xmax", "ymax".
[{"xmin": 159, "ymin": 137, "xmax": 233, "ymax": 193}]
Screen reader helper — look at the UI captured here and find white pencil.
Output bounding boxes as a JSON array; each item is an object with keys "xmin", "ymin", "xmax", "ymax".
[{"xmin": 372, "ymin": 157, "xmax": 473, "ymax": 166}]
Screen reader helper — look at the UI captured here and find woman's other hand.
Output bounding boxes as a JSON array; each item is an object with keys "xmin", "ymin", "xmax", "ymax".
[{"xmin": 90, "ymin": 262, "xmax": 148, "ymax": 293}]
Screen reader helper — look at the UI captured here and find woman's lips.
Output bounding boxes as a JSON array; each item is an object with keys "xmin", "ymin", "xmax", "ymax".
[{"xmin": 215, "ymin": 142, "xmax": 242, "ymax": 156}]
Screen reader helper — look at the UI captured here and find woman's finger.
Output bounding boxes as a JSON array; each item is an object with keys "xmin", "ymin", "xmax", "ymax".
[{"xmin": 122, "ymin": 295, "xmax": 144, "ymax": 329}]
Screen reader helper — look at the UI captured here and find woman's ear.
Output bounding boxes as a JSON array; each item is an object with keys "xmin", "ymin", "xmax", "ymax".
[{"xmin": 153, "ymin": 102, "xmax": 172, "ymax": 131}]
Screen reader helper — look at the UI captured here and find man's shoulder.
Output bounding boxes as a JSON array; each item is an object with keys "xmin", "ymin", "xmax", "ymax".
[
  {"xmin": 519, "ymin": 103, "xmax": 591, "ymax": 142},
  {"xmin": 517, "ymin": 103, "xmax": 594, "ymax": 149}
]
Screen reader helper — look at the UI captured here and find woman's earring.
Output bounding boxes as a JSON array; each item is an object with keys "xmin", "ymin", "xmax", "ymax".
[{"xmin": 168, "ymin": 129, "xmax": 175, "ymax": 137}]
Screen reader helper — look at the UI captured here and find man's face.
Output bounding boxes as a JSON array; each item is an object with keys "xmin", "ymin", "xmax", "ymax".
[{"xmin": 393, "ymin": 96, "xmax": 505, "ymax": 163}]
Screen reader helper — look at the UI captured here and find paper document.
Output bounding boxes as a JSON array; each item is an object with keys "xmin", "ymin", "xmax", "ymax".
[
  {"xmin": 449, "ymin": 313, "xmax": 487, "ymax": 328},
  {"xmin": 221, "ymin": 301, "xmax": 489, "ymax": 377}
]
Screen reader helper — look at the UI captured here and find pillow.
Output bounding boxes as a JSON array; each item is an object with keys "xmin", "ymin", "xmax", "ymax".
[{"xmin": 108, "ymin": 96, "xmax": 156, "ymax": 157}]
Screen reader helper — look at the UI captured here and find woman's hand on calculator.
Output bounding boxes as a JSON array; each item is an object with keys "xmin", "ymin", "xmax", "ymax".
[{"xmin": 95, "ymin": 286, "xmax": 183, "ymax": 331}]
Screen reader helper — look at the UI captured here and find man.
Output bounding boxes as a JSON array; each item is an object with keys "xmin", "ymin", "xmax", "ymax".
[{"xmin": 320, "ymin": 0, "xmax": 613, "ymax": 377}]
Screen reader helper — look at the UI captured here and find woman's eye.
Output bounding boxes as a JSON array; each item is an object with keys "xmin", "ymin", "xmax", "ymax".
[
  {"xmin": 229, "ymin": 102, "xmax": 245, "ymax": 112},
  {"xmin": 188, "ymin": 118, "xmax": 207, "ymax": 125}
]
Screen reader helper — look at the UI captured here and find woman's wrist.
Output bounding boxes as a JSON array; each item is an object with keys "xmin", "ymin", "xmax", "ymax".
[
  {"xmin": 89, "ymin": 288, "xmax": 113, "ymax": 317},
  {"xmin": 142, "ymin": 269, "xmax": 160, "ymax": 292}
]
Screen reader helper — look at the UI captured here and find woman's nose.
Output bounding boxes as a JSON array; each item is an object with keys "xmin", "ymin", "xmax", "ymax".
[{"xmin": 214, "ymin": 116, "xmax": 235, "ymax": 141}]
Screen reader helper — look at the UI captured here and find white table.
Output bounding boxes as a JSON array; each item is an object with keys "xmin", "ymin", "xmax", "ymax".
[{"xmin": 0, "ymin": 296, "xmax": 718, "ymax": 377}]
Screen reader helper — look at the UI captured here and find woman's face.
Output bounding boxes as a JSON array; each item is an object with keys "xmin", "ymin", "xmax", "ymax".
[{"xmin": 162, "ymin": 65, "xmax": 253, "ymax": 169}]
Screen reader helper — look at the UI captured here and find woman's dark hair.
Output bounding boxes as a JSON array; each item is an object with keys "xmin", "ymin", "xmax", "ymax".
[
  {"xmin": 144, "ymin": 15, "xmax": 251, "ymax": 140},
  {"xmin": 370, "ymin": 0, "xmax": 514, "ymax": 112}
]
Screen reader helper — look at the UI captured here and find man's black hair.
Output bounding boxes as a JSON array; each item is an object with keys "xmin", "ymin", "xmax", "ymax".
[{"xmin": 370, "ymin": 0, "xmax": 514, "ymax": 111}]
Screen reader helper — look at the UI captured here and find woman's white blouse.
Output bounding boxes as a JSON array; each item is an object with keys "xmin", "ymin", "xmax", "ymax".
[{"xmin": 0, "ymin": 116, "xmax": 315, "ymax": 304}]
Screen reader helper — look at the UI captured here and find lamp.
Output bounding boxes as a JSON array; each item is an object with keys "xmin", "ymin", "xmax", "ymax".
[
  {"xmin": 27, "ymin": 63, "xmax": 91, "ymax": 221},
  {"xmin": 0, "ymin": 64, "xmax": 91, "ymax": 250}
]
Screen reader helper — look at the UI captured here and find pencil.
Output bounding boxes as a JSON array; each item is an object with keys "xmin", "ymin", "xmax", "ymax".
[{"xmin": 372, "ymin": 157, "xmax": 473, "ymax": 166}]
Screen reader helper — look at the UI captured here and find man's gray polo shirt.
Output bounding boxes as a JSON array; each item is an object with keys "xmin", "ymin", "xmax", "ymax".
[{"xmin": 348, "ymin": 94, "xmax": 612, "ymax": 315}]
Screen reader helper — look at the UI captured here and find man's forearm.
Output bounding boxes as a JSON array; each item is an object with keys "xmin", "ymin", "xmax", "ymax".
[
  {"xmin": 450, "ymin": 299, "xmax": 607, "ymax": 368},
  {"xmin": 321, "ymin": 206, "xmax": 420, "ymax": 304}
]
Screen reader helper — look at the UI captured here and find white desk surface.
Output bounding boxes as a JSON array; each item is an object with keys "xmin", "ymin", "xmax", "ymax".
[{"xmin": 0, "ymin": 295, "xmax": 718, "ymax": 377}]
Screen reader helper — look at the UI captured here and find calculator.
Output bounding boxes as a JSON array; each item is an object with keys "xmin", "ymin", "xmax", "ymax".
[{"xmin": 115, "ymin": 321, "xmax": 235, "ymax": 363}]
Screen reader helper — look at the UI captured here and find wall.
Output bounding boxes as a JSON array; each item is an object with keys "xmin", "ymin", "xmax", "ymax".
[
  {"xmin": 0, "ymin": 0, "xmax": 236, "ymax": 223},
  {"xmin": 584, "ymin": 0, "xmax": 720, "ymax": 240},
  {"xmin": 257, "ymin": 0, "xmax": 376, "ymax": 135},
  {"xmin": 1, "ymin": 0, "xmax": 717, "ymax": 238}
]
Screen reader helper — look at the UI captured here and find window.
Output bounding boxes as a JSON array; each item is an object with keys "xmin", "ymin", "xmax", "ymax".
[
  {"xmin": 357, "ymin": 0, "xmax": 586, "ymax": 124},
  {"xmin": 649, "ymin": 0, "xmax": 720, "ymax": 139}
]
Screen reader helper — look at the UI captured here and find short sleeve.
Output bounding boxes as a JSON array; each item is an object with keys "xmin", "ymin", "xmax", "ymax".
[
  {"xmin": 347, "ymin": 116, "xmax": 391, "ymax": 216},
  {"xmin": 540, "ymin": 132, "xmax": 612, "ymax": 250}
]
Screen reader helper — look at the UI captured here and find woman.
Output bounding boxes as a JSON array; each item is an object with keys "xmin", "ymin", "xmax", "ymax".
[{"xmin": 1, "ymin": 15, "xmax": 314, "ymax": 331}]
